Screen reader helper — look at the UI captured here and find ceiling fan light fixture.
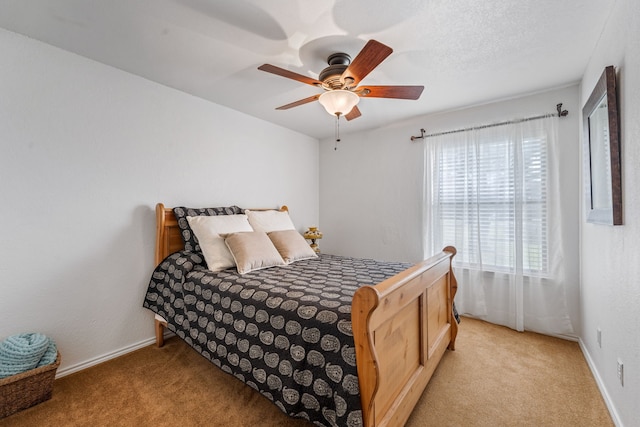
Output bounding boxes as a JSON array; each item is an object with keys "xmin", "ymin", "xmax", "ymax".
[{"xmin": 318, "ymin": 90, "xmax": 359, "ymax": 117}]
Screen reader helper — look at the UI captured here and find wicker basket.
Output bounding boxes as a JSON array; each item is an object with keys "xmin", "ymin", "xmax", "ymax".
[{"xmin": 0, "ymin": 352, "xmax": 61, "ymax": 419}]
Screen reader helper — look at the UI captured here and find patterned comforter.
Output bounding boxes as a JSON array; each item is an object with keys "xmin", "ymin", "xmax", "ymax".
[{"xmin": 143, "ymin": 251, "xmax": 411, "ymax": 427}]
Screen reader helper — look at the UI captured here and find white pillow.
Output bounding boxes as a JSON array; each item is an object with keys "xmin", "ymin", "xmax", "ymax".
[
  {"xmin": 224, "ymin": 232, "xmax": 286, "ymax": 274},
  {"xmin": 245, "ymin": 209, "xmax": 295, "ymax": 233},
  {"xmin": 187, "ymin": 215, "xmax": 253, "ymax": 271}
]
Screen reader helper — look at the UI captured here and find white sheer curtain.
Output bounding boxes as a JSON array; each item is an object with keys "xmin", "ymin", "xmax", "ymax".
[{"xmin": 424, "ymin": 116, "xmax": 574, "ymax": 336}]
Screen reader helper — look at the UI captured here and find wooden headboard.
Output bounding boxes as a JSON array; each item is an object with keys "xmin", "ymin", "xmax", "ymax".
[{"xmin": 154, "ymin": 203, "xmax": 288, "ymax": 265}]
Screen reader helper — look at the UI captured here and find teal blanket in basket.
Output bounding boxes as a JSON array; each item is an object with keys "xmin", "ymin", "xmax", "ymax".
[{"xmin": 0, "ymin": 333, "xmax": 57, "ymax": 379}]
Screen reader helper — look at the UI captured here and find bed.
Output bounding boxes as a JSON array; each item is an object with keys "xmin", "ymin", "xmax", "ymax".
[{"xmin": 144, "ymin": 203, "xmax": 458, "ymax": 427}]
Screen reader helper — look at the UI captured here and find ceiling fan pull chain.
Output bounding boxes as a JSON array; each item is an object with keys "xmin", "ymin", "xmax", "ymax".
[{"xmin": 334, "ymin": 115, "xmax": 341, "ymax": 150}]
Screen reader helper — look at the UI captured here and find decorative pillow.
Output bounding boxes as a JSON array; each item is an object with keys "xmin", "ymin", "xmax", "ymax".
[
  {"xmin": 268, "ymin": 230, "xmax": 317, "ymax": 264},
  {"xmin": 224, "ymin": 231, "xmax": 286, "ymax": 274},
  {"xmin": 173, "ymin": 206, "xmax": 243, "ymax": 252},
  {"xmin": 245, "ymin": 209, "xmax": 295, "ymax": 233},
  {"xmin": 186, "ymin": 215, "xmax": 253, "ymax": 271}
]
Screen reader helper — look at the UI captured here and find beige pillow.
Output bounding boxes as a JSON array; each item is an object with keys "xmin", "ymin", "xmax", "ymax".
[
  {"xmin": 245, "ymin": 209, "xmax": 295, "ymax": 233},
  {"xmin": 224, "ymin": 231, "xmax": 286, "ymax": 274},
  {"xmin": 187, "ymin": 215, "xmax": 253, "ymax": 271},
  {"xmin": 268, "ymin": 230, "xmax": 317, "ymax": 264}
]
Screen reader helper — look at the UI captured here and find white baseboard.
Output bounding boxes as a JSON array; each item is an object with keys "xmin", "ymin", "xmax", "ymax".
[
  {"xmin": 55, "ymin": 332, "xmax": 174, "ymax": 378},
  {"xmin": 578, "ymin": 338, "xmax": 623, "ymax": 427}
]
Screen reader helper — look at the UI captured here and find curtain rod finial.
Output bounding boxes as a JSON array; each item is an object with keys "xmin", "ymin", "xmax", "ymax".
[
  {"xmin": 557, "ymin": 103, "xmax": 568, "ymax": 117},
  {"xmin": 411, "ymin": 128, "xmax": 426, "ymax": 141}
]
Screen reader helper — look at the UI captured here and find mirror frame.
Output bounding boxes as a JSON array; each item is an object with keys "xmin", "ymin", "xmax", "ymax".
[{"xmin": 582, "ymin": 65, "xmax": 622, "ymax": 225}]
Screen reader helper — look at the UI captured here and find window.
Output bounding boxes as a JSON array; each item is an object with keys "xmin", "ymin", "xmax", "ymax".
[
  {"xmin": 424, "ymin": 115, "xmax": 575, "ymax": 335},
  {"xmin": 429, "ymin": 128, "xmax": 548, "ymax": 276}
]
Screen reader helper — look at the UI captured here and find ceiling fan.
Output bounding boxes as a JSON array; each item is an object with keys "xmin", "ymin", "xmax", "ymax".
[{"xmin": 258, "ymin": 40, "xmax": 424, "ymax": 121}]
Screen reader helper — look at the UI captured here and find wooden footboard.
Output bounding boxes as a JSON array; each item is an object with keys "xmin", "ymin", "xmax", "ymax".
[{"xmin": 352, "ymin": 247, "xmax": 457, "ymax": 427}]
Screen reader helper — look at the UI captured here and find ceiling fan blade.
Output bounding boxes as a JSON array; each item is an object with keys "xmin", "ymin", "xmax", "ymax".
[
  {"xmin": 345, "ymin": 106, "xmax": 362, "ymax": 121},
  {"xmin": 358, "ymin": 85, "xmax": 424, "ymax": 100},
  {"xmin": 258, "ymin": 64, "xmax": 323, "ymax": 87},
  {"xmin": 341, "ymin": 40, "xmax": 393, "ymax": 86},
  {"xmin": 275, "ymin": 94, "xmax": 321, "ymax": 110}
]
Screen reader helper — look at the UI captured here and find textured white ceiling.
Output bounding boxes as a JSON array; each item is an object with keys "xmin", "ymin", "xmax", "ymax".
[{"xmin": 0, "ymin": 0, "xmax": 615, "ymax": 139}]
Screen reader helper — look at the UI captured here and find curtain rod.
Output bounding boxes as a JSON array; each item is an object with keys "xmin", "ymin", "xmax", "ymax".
[{"xmin": 410, "ymin": 103, "xmax": 569, "ymax": 141}]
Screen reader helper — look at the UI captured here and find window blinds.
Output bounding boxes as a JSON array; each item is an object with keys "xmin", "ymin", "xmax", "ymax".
[{"xmin": 433, "ymin": 129, "xmax": 548, "ymax": 275}]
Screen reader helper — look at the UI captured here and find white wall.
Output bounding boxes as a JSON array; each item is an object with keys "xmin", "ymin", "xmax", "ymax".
[
  {"xmin": 0, "ymin": 29, "xmax": 318, "ymax": 375},
  {"xmin": 320, "ymin": 85, "xmax": 581, "ymax": 333},
  {"xmin": 579, "ymin": 0, "xmax": 640, "ymax": 425},
  {"xmin": 319, "ymin": 120, "xmax": 425, "ymax": 263}
]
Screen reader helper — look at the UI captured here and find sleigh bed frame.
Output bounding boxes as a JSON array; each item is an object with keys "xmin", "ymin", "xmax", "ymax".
[{"xmin": 152, "ymin": 203, "xmax": 458, "ymax": 427}]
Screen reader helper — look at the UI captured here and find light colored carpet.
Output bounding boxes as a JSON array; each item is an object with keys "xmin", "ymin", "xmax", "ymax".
[{"xmin": 1, "ymin": 318, "xmax": 613, "ymax": 426}]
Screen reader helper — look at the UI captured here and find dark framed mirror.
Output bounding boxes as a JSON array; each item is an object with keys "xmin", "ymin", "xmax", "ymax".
[{"xmin": 582, "ymin": 65, "xmax": 622, "ymax": 225}]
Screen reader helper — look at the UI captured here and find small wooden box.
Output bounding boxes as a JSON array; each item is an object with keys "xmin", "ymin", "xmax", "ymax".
[{"xmin": 0, "ymin": 352, "xmax": 61, "ymax": 419}]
